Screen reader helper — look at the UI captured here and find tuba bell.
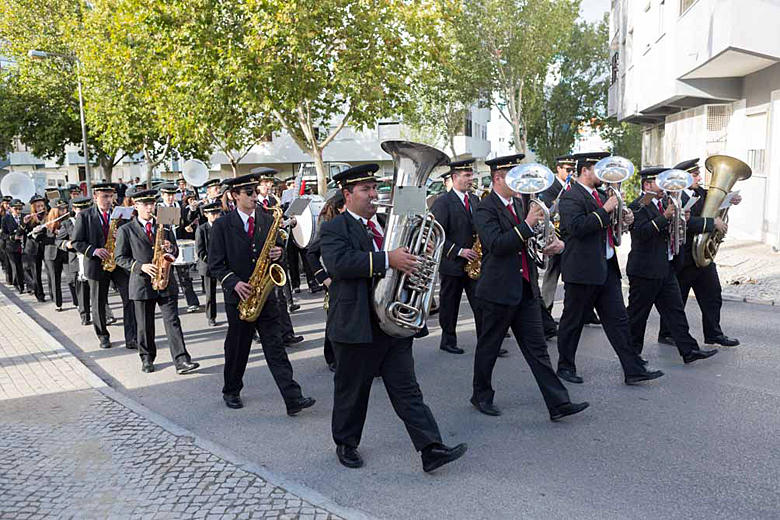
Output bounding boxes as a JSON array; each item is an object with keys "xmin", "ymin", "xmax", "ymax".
[
  {"xmin": 656, "ymin": 168, "xmax": 694, "ymax": 256},
  {"xmin": 505, "ymin": 163, "xmax": 555, "ymax": 269},
  {"xmin": 692, "ymin": 155, "xmax": 751, "ymax": 268},
  {"xmin": 594, "ymin": 156, "xmax": 634, "ymax": 246},
  {"xmin": 372, "ymin": 140, "xmax": 448, "ymax": 338}
]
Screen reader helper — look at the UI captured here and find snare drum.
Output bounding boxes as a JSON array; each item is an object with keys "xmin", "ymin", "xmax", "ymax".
[{"xmin": 174, "ymin": 240, "xmax": 197, "ymax": 265}]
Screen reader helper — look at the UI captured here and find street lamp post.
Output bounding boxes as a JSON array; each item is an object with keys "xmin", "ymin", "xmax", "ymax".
[{"xmin": 28, "ymin": 49, "xmax": 92, "ymax": 196}]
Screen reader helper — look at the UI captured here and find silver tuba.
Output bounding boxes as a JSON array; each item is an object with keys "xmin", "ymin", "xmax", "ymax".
[
  {"xmin": 372, "ymin": 140, "xmax": 449, "ymax": 338},
  {"xmin": 594, "ymin": 156, "xmax": 634, "ymax": 246},
  {"xmin": 505, "ymin": 163, "xmax": 555, "ymax": 269},
  {"xmin": 656, "ymin": 168, "xmax": 694, "ymax": 256}
]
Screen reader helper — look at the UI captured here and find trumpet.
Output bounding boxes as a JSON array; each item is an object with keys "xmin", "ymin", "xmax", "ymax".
[
  {"xmin": 593, "ymin": 156, "xmax": 634, "ymax": 246},
  {"xmin": 505, "ymin": 163, "xmax": 556, "ymax": 269},
  {"xmin": 656, "ymin": 168, "xmax": 694, "ymax": 256}
]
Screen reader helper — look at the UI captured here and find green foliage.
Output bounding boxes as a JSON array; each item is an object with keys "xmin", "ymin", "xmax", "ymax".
[{"xmin": 602, "ymin": 121, "xmax": 643, "ymax": 200}]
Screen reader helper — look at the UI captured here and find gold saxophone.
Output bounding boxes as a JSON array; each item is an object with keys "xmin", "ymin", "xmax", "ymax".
[
  {"xmin": 151, "ymin": 223, "xmax": 176, "ymax": 291},
  {"xmin": 238, "ymin": 206, "xmax": 287, "ymax": 322},
  {"xmin": 464, "ymin": 188, "xmax": 489, "ymax": 280},
  {"xmin": 102, "ymin": 217, "xmax": 119, "ymax": 272}
]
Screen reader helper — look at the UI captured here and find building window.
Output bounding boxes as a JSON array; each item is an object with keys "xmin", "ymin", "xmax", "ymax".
[
  {"xmin": 610, "ymin": 51, "xmax": 619, "ymax": 85},
  {"xmin": 747, "ymin": 149, "xmax": 766, "ymax": 177},
  {"xmin": 464, "ymin": 111, "xmax": 473, "ymax": 137},
  {"xmin": 378, "ymin": 122, "xmax": 401, "ymax": 140},
  {"xmin": 680, "ymin": 0, "xmax": 698, "ymax": 15}
]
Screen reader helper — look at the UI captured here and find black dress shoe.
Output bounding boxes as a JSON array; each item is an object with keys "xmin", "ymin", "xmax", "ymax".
[
  {"xmin": 497, "ymin": 348, "xmax": 509, "ymax": 358},
  {"xmin": 283, "ymin": 335, "xmax": 304, "ymax": 346},
  {"xmin": 125, "ymin": 342, "xmax": 138, "ymax": 350},
  {"xmin": 288, "ymin": 303, "xmax": 301, "ymax": 312},
  {"xmin": 544, "ymin": 329, "xmax": 557, "ymax": 340},
  {"xmin": 293, "ymin": 287, "xmax": 301, "ymax": 294},
  {"xmin": 336, "ymin": 445, "xmax": 363, "ymax": 468},
  {"xmin": 208, "ymin": 318, "xmax": 217, "ymax": 327},
  {"xmin": 657, "ymin": 334, "xmax": 676, "ymax": 346},
  {"xmin": 55, "ymin": 306, "xmax": 63, "ymax": 312},
  {"xmin": 625, "ymin": 369, "xmax": 664, "ymax": 385},
  {"xmin": 287, "ymin": 396, "xmax": 316, "ymax": 416},
  {"xmin": 549, "ymin": 401, "xmax": 590, "ymax": 421},
  {"xmin": 440, "ymin": 344, "xmax": 465, "ymax": 354},
  {"xmin": 470, "ymin": 396, "xmax": 501, "ymax": 416},
  {"xmin": 223, "ymin": 394, "xmax": 243, "ymax": 409},
  {"xmin": 141, "ymin": 360, "xmax": 155, "ymax": 373},
  {"xmin": 106, "ymin": 316, "xmax": 117, "ymax": 325},
  {"xmin": 585, "ymin": 316, "xmax": 601, "ymax": 326},
  {"xmin": 706, "ymin": 335, "xmax": 740, "ymax": 347},
  {"xmin": 422, "ymin": 442, "xmax": 468, "ymax": 473},
  {"xmin": 638, "ymin": 356, "xmax": 649, "ymax": 366},
  {"xmin": 82, "ymin": 318, "xmax": 92, "ymax": 326},
  {"xmin": 310, "ymin": 285, "xmax": 324, "ymax": 294},
  {"xmin": 556, "ymin": 368, "xmax": 583, "ymax": 384},
  {"xmin": 683, "ymin": 348, "xmax": 718, "ymax": 364},
  {"xmin": 99, "ymin": 339, "xmax": 111, "ymax": 349},
  {"xmin": 176, "ymin": 360, "xmax": 200, "ymax": 375}
]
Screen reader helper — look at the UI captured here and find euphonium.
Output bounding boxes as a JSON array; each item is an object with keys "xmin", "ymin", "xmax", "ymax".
[
  {"xmin": 373, "ymin": 140, "xmax": 448, "ymax": 338},
  {"xmin": 656, "ymin": 168, "xmax": 694, "ymax": 256},
  {"xmin": 594, "ymin": 156, "xmax": 635, "ymax": 246},
  {"xmin": 102, "ymin": 215, "xmax": 119, "ymax": 272},
  {"xmin": 692, "ymin": 155, "xmax": 751, "ymax": 268},
  {"xmin": 151, "ymin": 223, "xmax": 176, "ymax": 291},
  {"xmin": 505, "ymin": 163, "xmax": 556, "ymax": 269},
  {"xmin": 238, "ymin": 206, "xmax": 287, "ymax": 322}
]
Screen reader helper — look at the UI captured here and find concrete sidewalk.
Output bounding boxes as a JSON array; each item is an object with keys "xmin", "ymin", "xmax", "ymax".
[{"xmin": 0, "ymin": 290, "xmax": 364, "ymax": 520}]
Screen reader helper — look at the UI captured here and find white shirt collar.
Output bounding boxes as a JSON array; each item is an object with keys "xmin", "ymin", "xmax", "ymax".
[
  {"xmin": 346, "ymin": 209, "xmax": 382, "ymax": 233},
  {"xmin": 494, "ymin": 191, "xmax": 513, "ymax": 207},
  {"xmin": 137, "ymin": 215, "xmax": 154, "ymax": 228},
  {"xmin": 237, "ymin": 208, "xmax": 253, "ymax": 225},
  {"xmin": 452, "ymin": 188, "xmax": 468, "ymax": 204}
]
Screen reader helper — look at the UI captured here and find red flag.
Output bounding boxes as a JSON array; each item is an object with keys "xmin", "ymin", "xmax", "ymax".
[{"xmin": 299, "ymin": 179, "xmax": 306, "ymax": 195}]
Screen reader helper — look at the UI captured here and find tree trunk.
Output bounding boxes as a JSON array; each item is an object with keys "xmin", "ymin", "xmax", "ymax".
[
  {"xmin": 311, "ymin": 146, "xmax": 328, "ymax": 196},
  {"xmin": 98, "ymin": 154, "xmax": 115, "ymax": 181}
]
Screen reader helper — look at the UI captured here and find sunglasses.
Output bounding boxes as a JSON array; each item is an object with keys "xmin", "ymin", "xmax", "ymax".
[
  {"xmin": 239, "ymin": 188, "xmax": 257, "ymax": 196},
  {"xmin": 564, "ymin": 167, "xmax": 574, "ymax": 173}
]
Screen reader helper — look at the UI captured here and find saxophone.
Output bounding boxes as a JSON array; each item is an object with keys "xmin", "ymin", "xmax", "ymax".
[
  {"xmin": 102, "ymin": 217, "xmax": 119, "ymax": 272},
  {"xmin": 238, "ymin": 206, "xmax": 287, "ymax": 322},
  {"xmin": 151, "ymin": 223, "xmax": 176, "ymax": 291},
  {"xmin": 465, "ymin": 236, "xmax": 482, "ymax": 280}
]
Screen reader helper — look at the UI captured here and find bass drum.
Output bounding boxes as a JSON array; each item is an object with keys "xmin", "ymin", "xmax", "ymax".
[{"xmin": 291, "ymin": 195, "xmax": 325, "ymax": 249}]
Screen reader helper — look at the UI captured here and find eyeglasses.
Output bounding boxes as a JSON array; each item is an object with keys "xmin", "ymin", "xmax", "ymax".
[{"xmin": 565, "ymin": 167, "xmax": 574, "ymax": 173}]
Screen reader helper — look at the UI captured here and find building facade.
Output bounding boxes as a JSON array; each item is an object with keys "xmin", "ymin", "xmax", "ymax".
[{"xmin": 609, "ymin": 0, "xmax": 780, "ymax": 247}]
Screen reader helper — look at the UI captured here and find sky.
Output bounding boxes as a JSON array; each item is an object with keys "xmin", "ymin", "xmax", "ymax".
[{"xmin": 579, "ymin": 0, "xmax": 610, "ymax": 23}]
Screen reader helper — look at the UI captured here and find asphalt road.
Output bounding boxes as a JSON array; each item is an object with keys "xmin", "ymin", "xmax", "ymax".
[{"xmin": 8, "ymin": 277, "xmax": 780, "ymax": 520}]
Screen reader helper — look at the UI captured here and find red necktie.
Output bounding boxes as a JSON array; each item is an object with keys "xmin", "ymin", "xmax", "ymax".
[
  {"xmin": 366, "ymin": 220, "xmax": 383, "ymax": 250},
  {"xmin": 506, "ymin": 202, "xmax": 530, "ymax": 282},
  {"xmin": 247, "ymin": 215, "xmax": 255, "ymax": 239},
  {"xmin": 592, "ymin": 190, "xmax": 615, "ymax": 249},
  {"xmin": 102, "ymin": 211, "xmax": 109, "ymax": 238},
  {"xmin": 262, "ymin": 199, "xmax": 268, "ymax": 208},
  {"xmin": 657, "ymin": 200, "xmax": 664, "ymax": 213},
  {"xmin": 464, "ymin": 194, "xmax": 470, "ymax": 213},
  {"xmin": 145, "ymin": 221, "xmax": 153, "ymax": 242}
]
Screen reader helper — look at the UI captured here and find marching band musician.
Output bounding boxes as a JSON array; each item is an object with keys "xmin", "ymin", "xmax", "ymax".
[
  {"xmin": 0, "ymin": 196, "xmax": 11, "ymax": 285},
  {"xmin": 319, "ymin": 164, "xmax": 467, "ymax": 472},
  {"xmin": 57, "ymin": 196, "xmax": 92, "ymax": 325},
  {"xmin": 208, "ymin": 173, "xmax": 315, "ymax": 414},
  {"xmin": 22, "ymin": 194, "xmax": 48, "ymax": 302},
  {"xmin": 471, "ymin": 154, "xmax": 589, "ymax": 421},
  {"xmin": 657, "ymin": 158, "xmax": 741, "ymax": 348},
  {"xmin": 430, "ymin": 159, "xmax": 483, "ymax": 355},
  {"xmin": 195, "ymin": 201, "xmax": 222, "ymax": 327},
  {"xmin": 42, "ymin": 201, "xmax": 70, "ymax": 311},
  {"xmin": 1, "ymin": 199, "xmax": 26, "ymax": 293},
  {"xmin": 158, "ymin": 184, "xmax": 201, "ymax": 313},
  {"xmin": 626, "ymin": 168, "xmax": 718, "ymax": 364},
  {"xmin": 555, "ymin": 152, "xmax": 664, "ymax": 385},
  {"xmin": 72, "ymin": 182, "xmax": 138, "ymax": 350},
  {"xmin": 114, "ymin": 189, "xmax": 200, "ymax": 375}
]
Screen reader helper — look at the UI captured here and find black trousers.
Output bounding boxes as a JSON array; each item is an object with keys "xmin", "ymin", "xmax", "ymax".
[
  {"xmin": 175, "ymin": 265, "xmax": 200, "ymax": 307},
  {"xmin": 332, "ymin": 328, "xmax": 442, "ymax": 451},
  {"xmin": 437, "ymin": 273, "xmax": 482, "ymax": 349},
  {"xmin": 134, "ymin": 296, "xmax": 189, "ymax": 363},
  {"xmin": 472, "ymin": 282, "xmax": 570, "ymax": 410},
  {"xmin": 23, "ymin": 252, "xmax": 44, "ymax": 299},
  {"xmin": 88, "ymin": 272, "xmax": 136, "ymax": 344},
  {"xmin": 628, "ymin": 267, "xmax": 698, "ymax": 357},
  {"xmin": 0, "ymin": 247, "xmax": 11, "ymax": 284},
  {"xmin": 204, "ymin": 275, "xmax": 218, "ymax": 321},
  {"xmin": 557, "ymin": 262, "xmax": 645, "ymax": 376},
  {"xmin": 658, "ymin": 262, "xmax": 723, "ymax": 341},
  {"xmin": 222, "ymin": 295, "xmax": 302, "ymax": 405},
  {"xmin": 7, "ymin": 250, "xmax": 24, "ymax": 292},
  {"xmin": 274, "ymin": 286, "xmax": 295, "ymax": 339},
  {"xmin": 75, "ymin": 279, "xmax": 90, "ymax": 320},
  {"xmin": 44, "ymin": 258, "xmax": 65, "ymax": 307},
  {"xmin": 287, "ymin": 242, "xmax": 315, "ymax": 289}
]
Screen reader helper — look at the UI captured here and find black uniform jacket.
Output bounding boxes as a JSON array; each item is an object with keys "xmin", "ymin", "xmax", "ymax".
[
  {"xmin": 320, "ymin": 212, "xmax": 389, "ymax": 345},
  {"xmin": 208, "ymin": 207, "xmax": 280, "ymax": 306},
  {"xmin": 306, "ymin": 217, "xmax": 331, "ymax": 286},
  {"xmin": 676, "ymin": 187, "xmax": 716, "ymax": 269},
  {"xmin": 474, "ymin": 191, "xmax": 537, "ymax": 306},
  {"xmin": 114, "ymin": 218, "xmax": 180, "ymax": 300},
  {"xmin": 430, "ymin": 189, "xmax": 480, "ymax": 277},
  {"xmin": 55, "ymin": 218, "xmax": 79, "ymax": 281},
  {"xmin": 2, "ymin": 214, "xmax": 23, "ymax": 253},
  {"xmin": 538, "ymin": 177, "xmax": 564, "ymax": 207},
  {"xmin": 72, "ymin": 206, "xmax": 129, "ymax": 281},
  {"xmin": 559, "ymin": 182, "xmax": 617, "ymax": 285},
  {"xmin": 195, "ymin": 221, "xmax": 211, "ymax": 277}
]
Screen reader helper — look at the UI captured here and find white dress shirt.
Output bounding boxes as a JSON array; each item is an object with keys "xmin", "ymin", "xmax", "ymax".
[{"xmin": 347, "ymin": 209, "xmax": 389, "ymax": 269}]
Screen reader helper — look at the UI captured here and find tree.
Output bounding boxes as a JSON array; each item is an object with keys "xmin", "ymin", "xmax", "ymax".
[
  {"xmin": 602, "ymin": 121, "xmax": 643, "ymax": 200},
  {"xmin": 245, "ymin": 0, "xmax": 443, "ymax": 194},
  {"xmin": 458, "ymin": 0, "xmax": 580, "ymax": 154},
  {"xmin": 524, "ymin": 16, "xmax": 609, "ymax": 166}
]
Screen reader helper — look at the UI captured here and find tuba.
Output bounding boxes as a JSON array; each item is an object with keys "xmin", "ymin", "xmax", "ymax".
[
  {"xmin": 656, "ymin": 168, "xmax": 694, "ymax": 256},
  {"xmin": 692, "ymin": 155, "xmax": 751, "ymax": 268},
  {"xmin": 505, "ymin": 163, "xmax": 556, "ymax": 269},
  {"xmin": 373, "ymin": 140, "xmax": 448, "ymax": 338},
  {"xmin": 150, "ymin": 223, "xmax": 176, "ymax": 290},
  {"xmin": 594, "ymin": 156, "xmax": 635, "ymax": 246},
  {"xmin": 238, "ymin": 206, "xmax": 287, "ymax": 322}
]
